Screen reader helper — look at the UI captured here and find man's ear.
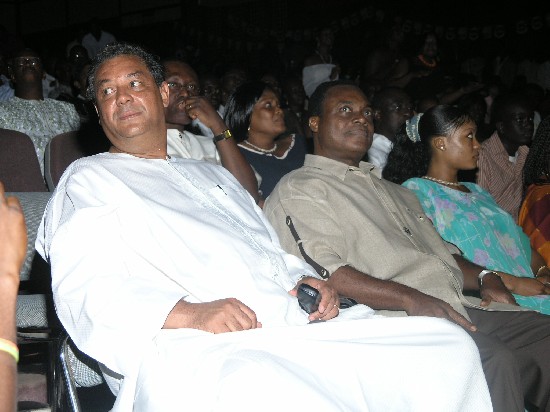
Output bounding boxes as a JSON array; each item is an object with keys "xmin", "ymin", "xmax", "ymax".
[
  {"xmin": 309, "ymin": 116, "xmax": 320, "ymax": 133},
  {"xmin": 373, "ymin": 109, "xmax": 382, "ymax": 121},
  {"xmin": 495, "ymin": 120, "xmax": 504, "ymax": 135},
  {"xmin": 160, "ymin": 81, "xmax": 169, "ymax": 108}
]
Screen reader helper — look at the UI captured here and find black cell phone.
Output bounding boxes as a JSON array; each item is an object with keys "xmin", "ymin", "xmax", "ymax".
[{"xmin": 297, "ymin": 284, "xmax": 321, "ymax": 314}]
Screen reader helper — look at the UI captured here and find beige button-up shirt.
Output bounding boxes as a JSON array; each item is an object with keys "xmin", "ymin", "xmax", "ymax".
[{"xmin": 265, "ymin": 154, "xmax": 522, "ymax": 319}]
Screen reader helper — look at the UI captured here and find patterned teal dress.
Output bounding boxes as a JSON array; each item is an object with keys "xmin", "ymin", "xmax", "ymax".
[{"xmin": 403, "ymin": 177, "xmax": 550, "ymax": 314}]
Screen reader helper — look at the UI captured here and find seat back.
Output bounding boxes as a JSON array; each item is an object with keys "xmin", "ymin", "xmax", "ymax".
[
  {"xmin": 44, "ymin": 131, "xmax": 86, "ymax": 191},
  {"xmin": 0, "ymin": 128, "xmax": 48, "ymax": 192}
]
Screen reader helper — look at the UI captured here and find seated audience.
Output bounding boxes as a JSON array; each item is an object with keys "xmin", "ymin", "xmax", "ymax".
[
  {"xmin": 264, "ymin": 80, "xmax": 550, "ymax": 412},
  {"xmin": 36, "ymin": 43, "xmax": 492, "ymax": 412},
  {"xmin": 0, "ymin": 182, "xmax": 26, "ymax": 412},
  {"xmin": 367, "ymin": 86, "xmax": 413, "ymax": 170},
  {"xmin": 0, "ymin": 53, "xmax": 14, "ymax": 102},
  {"xmin": 81, "ymin": 18, "xmax": 116, "ymax": 59},
  {"xmin": 396, "ymin": 105, "xmax": 550, "ymax": 314},
  {"xmin": 199, "ymin": 73, "xmax": 222, "ymax": 114},
  {"xmin": 302, "ymin": 27, "xmax": 339, "ymax": 98},
  {"xmin": 218, "ymin": 67, "xmax": 247, "ymax": 117},
  {"xmin": 477, "ymin": 93, "xmax": 534, "ymax": 221},
  {"xmin": 0, "ymin": 48, "xmax": 80, "ymax": 175},
  {"xmin": 520, "ymin": 116, "xmax": 550, "ymax": 265},
  {"xmin": 281, "ymin": 75, "xmax": 308, "ymax": 140},
  {"xmin": 162, "ymin": 58, "xmax": 258, "ymax": 202},
  {"xmin": 362, "ymin": 24, "xmax": 430, "ymax": 94},
  {"xmin": 224, "ymin": 81, "xmax": 307, "ymax": 200}
]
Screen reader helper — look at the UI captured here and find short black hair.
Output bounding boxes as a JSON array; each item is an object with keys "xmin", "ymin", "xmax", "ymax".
[
  {"xmin": 308, "ymin": 80, "xmax": 357, "ymax": 117},
  {"xmin": 223, "ymin": 80, "xmax": 273, "ymax": 142},
  {"xmin": 86, "ymin": 42, "xmax": 164, "ymax": 102}
]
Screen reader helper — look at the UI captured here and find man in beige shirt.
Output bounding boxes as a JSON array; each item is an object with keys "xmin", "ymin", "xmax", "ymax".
[{"xmin": 264, "ymin": 80, "xmax": 550, "ymax": 412}]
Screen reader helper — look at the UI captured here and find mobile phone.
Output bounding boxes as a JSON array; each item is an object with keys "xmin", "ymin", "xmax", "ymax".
[{"xmin": 297, "ymin": 284, "xmax": 321, "ymax": 314}]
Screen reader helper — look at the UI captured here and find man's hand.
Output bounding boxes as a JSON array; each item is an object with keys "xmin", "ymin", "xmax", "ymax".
[
  {"xmin": 479, "ymin": 273, "xmax": 517, "ymax": 306},
  {"xmin": 402, "ymin": 290, "xmax": 477, "ymax": 332},
  {"xmin": 164, "ymin": 298, "xmax": 261, "ymax": 333},
  {"xmin": 182, "ymin": 96, "xmax": 226, "ymax": 134},
  {"xmin": 289, "ymin": 276, "xmax": 339, "ymax": 321}
]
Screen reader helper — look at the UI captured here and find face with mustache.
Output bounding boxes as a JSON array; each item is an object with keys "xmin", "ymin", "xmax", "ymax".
[
  {"xmin": 93, "ymin": 55, "xmax": 169, "ymax": 157},
  {"xmin": 309, "ymin": 85, "xmax": 374, "ymax": 167}
]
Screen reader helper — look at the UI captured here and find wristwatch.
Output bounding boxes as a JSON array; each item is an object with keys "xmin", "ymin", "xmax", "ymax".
[
  {"xmin": 478, "ymin": 269, "xmax": 498, "ymax": 287},
  {"xmin": 213, "ymin": 129, "xmax": 232, "ymax": 143}
]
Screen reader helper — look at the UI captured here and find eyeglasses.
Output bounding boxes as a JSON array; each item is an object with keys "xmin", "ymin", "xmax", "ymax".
[
  {"xmin": 167, "ymin": 81, "xmax": 199, "ymax": 95},
  {"xmin": 203, "ymin": 85, "xmax": 220, "ymax": 95},
  {"xmin": 12, "ymin": 57, "xmax": 41, "ymax": 67},
  {"xmin": 387, "ymin": 103, "xmax": 413, "ymax": 114}
]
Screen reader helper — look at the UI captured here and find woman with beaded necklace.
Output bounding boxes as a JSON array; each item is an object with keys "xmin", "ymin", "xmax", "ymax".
[
  {"xmin": 393, "ymin": 105, "xmax": 550, "ymax": 314},
  {"xmin": 224, "ymin": 81, "xmax": 306, "ymax": 203}
]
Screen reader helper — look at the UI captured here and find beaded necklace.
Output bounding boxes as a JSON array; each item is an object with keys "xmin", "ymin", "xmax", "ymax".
[
  {"xmin": 422, "ymin": 175, "xmax": 462, "ymax": 187},
  {"xmin": 243, "ymin": 139, "xmax": 278, "ymax": 154}
]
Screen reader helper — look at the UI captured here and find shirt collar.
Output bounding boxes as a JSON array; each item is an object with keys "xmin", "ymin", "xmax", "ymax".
[{"xmin": 304, "ymin": 154, "xmax": 381, "ymax": 181}]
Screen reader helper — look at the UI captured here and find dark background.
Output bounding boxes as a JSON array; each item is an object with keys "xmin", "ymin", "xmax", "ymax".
[{"xmin": 1, "ymin": 0, "xmax": 549, "ymax": 80}]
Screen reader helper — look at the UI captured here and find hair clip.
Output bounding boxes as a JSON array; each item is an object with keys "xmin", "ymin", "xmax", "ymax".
[{"xmin": 405, "ymin": 113, "xmax": 423, "ymax": 143}]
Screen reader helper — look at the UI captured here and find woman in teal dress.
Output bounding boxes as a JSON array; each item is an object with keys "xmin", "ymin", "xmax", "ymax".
[{"xmin": 391, "ymin": 105, "xmax": 550, "ymax": 314}]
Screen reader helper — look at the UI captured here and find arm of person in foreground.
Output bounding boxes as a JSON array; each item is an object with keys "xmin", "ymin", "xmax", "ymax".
[
  {"xmin": 0, "ymin": 183, "xmax": 27, "ymax": 412},
  {"xmin": 327, "ymin": 265, "xmax": 477, "ymax": 332},
  {"xmin": 184, "ymin": 95, "xmax": 260, "ymax": 203}
]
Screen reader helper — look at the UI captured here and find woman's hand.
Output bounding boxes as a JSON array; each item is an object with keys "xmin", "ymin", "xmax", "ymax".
[{"xmin": 497, "ymin": 272, "xmax": 550, "ymax": 296}]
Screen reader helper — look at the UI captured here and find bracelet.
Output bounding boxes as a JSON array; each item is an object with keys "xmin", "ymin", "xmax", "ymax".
[
  {"xmin": 478, "ymin": 269, "xmax": 498, "ymax": 287},
  {"xmin": 0, "ymin": 338, "xmax": 19, "ymax": 363},
  {"xmin": 536, "ymin": 265, "xmax": 548, "ymax": 277}
]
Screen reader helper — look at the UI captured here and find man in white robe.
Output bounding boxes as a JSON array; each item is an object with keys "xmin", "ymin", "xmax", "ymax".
[{"xmin": 36, "ymin": 42, "xmax": 492, "ymax": 411}]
